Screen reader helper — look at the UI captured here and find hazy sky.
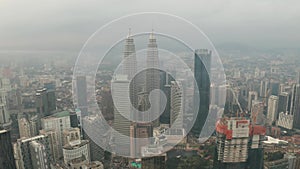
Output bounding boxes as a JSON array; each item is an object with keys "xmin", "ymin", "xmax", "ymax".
[{"xmin": 0, "ymin": 0, "xmax": 299, "ymax": 53}]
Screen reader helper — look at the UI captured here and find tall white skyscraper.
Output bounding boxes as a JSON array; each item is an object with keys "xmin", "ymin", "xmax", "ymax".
[
  {"xmin": 123, "ymin": 29, "xmax": 137, "ymax": 80},
  {"xmin": 145, "ymin": 32, "xmax": 160, "ymax": 126},
  {"xmin": 123, "ymin": 30, "xmax": 138, "ymax": 119},
  {"xmin": 170, "ymin": 81, "xmax": 183, "ymax": 129},
  {"xmin": 41, "ymin": 111, "xmax": 71, "ymax": 159},
  {"xmin": 267, "ymin": 95, "xmax": 278, "ymax": 125},
  {"xmin": 112, "ymin": 74, "xmax": 131, "ymax": 156}
]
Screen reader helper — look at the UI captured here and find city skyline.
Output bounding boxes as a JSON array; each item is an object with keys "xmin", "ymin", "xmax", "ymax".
[{"xmin": 1, "ymin": 1, "xmax": 300, "ymax": 168}]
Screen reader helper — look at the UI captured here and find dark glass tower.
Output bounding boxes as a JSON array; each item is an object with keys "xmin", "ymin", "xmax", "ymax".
[
  {"xmin": 159, "ymin": 71, "xmax": 175, "ymax": 124},
  {"xmin": 192, "ymin": 49, "xmax": 211, "ymax": 136},
  {"xmin": 76, "ymin": 76, "xmax": 88, "ymax": 117},
  {"xmin": 36, "ymin": 88, "xmax": 56, "ymax": 117},
  {"xmin": 292, "ymin": 84, "xmax": 300, "ymax": 129},
  {"xmin": 277, "ymin": 92, "xmax": 289, "ymax": 117},
  {"xmin": 270, "ymin": 80, "xmax": 280, "ymax": 96},
  {"xmin": 0, "ymin": 130, "xmax": 17, "ymax": 169}
]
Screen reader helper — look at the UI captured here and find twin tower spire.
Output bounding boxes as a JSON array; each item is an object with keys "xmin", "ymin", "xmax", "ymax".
[
  {"xmin": 123, "ymin": 29, "xmax": 160, "ymax": 124},
  {"xmin": 123, "ymin": 29, "xmax": 158, "ymax": 80}
]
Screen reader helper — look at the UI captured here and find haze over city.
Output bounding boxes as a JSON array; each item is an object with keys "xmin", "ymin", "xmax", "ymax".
[{"xmin": 0, "ymin": 1, "xmax": 300, "ymax": 169}]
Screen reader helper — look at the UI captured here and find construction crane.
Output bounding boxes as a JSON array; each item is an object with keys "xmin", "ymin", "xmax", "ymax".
[{"xmin": 228, "ymin": 87, "xmax": 244, "ymax": 117}]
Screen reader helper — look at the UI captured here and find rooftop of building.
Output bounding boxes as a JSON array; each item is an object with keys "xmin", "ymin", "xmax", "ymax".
[
  {"xmin": 52, "ymin": 110, "xmax": 70, "ymax": 118},
  {"xmin": 63, "ymin": 140, "xmax": 89, "ymax": 150},
  {"xmin": 20, "ymin": 134, "xmax": 46, "ymax": 143}
]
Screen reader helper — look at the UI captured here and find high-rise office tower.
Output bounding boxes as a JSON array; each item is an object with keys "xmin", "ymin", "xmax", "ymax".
[
  {"xmin": 0, "ymin": 78, "xmax": 11, "ymax": 129},
  {"xmin": 213, "ymin": 118, "xmax": 265, "ymax": 169},
  {"xmin": 277, "ymin": 89, "xmax": 294, "ymax": 129},
  {"xmin": 40, "ymin": 129, "xmax": 60, "ymax": 162},
  {"xmin": 170, "ymin": 80, "xmax": 183, "ymax": 129},
  {"xmin": 278, "ymin": 92, "xmax": 289, "ymax": 115},
  {"xmin": 75, "ymin": 76, "xmax": 88, "ymax": 117},
  {"xmin": 248, "ymin": 91, "xmax": 258, "ymax": 112},
  {"xmin": 123, "ymin": 30, "xmax": 138, "ymax": 121},
  {"xmin": 291, "ymin": 84, "xmax": 300, "ymax": 129},
  {"xmin": 0, "ymin": 130, "xmax": 16, "ymax": 169},
  {"xmin": 211, "ymin": 84, "xmax": 218, "ymax": 106},
  {"xmin": 36, "ymin": 88, "xmax": 56, "ymax": 118},
  {"xmin": 14, "ymin": 135, "xmax": 51, "ymax": 169},
  {"xmin": 112, "ymin": 74, "xmax": 131, "ymax": 156},
  {"xmin": 35, "ymin": 88, "xmax": 50, "ymax": 118},
  {"xmin": 29, "ymin": 141, "xmax": 51, "ymax": 169},
  {"xmin": 267, "ymin": 95, "xmax": 279, "ymax": 125},
  {"xmin": 62, "ymin": 128, "xmax": 90, "ymax": 165},
  {"xmin": 41, "ymin": 111, "xmax": 71, "ymax": 159},
  {"xmin": 270, "ymin": 80, "xmax": 280, "ymax": 96},
  {"xmin": 44, "ymin": 82, "xmax": 56, "ymax": 113},
  {"xmin": 192, "ymin": 49, "xmax": 211, "ymax": 136},
  {"xmin": 82, "ymin": 115, "xmax": 105, "ymax": 162},
  {"xmin": 159, "ymin": 72, "xmax": 175, "ymax": 124},
  {"xmin": 145, "ymin": 32, "xmax": 160, "ymax": 127},
  {"xmin": 28, "ymin": 115, "xmax": 39, "ymax": 137},
  {"xmin": 70, "ymin": 111, "xmax": 79, "ymax": 128},
  {"xmin": 260, "ymin": 80, "xmax": 269, "ymax": 98},
  {"xmin": 17, "ymin": 115, "xmax": 39, "ymax": 139},
  {"xmin": 123, "ymin": 29, "xmax": 137, "ymax": 80}
]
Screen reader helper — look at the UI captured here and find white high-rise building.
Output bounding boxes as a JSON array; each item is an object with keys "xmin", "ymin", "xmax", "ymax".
[
  {"xmin": 62, "ymin": 128, "xmax": 90, "ymax": 165},
  {"xmin": 123, "ymin": 29, "xmax": 137, "ymax": 80},
  {"xmin": 112, "ymin": 74, "xmax": 131, "ymax": 156},
  {"xmin": 267, "ymin": 95, "xmax": 279, "ymax": 125},
  {"xmin": 170, "ymin": 81, "xmax": 183, "ymax": 129},
  {"xmin": 40, "ymin": 129, "xmax": 60, "ymax": 162},
  {"xmin": 146, "ymin": 32, "xmax": 160, "ymax": 126},
  {"xmin": 41, "ymin": 111, "xmax": 71, "ymax": 159},
  {"xmin": 123, "ymin": 30, "xmax": 138, "ymax": 120}
]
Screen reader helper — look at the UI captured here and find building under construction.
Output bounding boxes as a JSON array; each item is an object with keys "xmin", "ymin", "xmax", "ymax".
[{"xmin": 213, "ymin": 117, "xmax": 266, "ymax": 169}]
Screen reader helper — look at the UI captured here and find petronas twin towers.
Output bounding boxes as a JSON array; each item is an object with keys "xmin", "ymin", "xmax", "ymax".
[{"xmin": 123, "ymin": 30, "xmax": 160, "ymax": 124}]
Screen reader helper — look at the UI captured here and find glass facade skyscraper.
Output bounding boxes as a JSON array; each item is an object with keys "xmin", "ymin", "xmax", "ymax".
[{"xmin": 192, "ymin": 49, "xmax": 211, "ymax": 136}]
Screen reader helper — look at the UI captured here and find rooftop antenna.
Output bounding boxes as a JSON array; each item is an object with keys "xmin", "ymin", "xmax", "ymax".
[
  {"xmin": 150, "ymin": 28, "xmax": 155, "ymax": 39},
  {"xmin": 127, "ymin": 28, "xmax": 131, "ymax": 38}
]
